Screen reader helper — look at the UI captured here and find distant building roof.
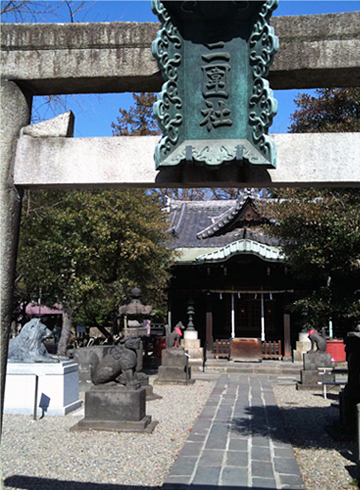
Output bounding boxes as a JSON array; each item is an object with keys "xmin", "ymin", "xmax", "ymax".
[{"xmin": 165, "ymin": 194, "xmax": 282, "ymax": 264}]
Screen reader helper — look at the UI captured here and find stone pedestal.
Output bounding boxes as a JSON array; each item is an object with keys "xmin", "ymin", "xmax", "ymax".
[
  {"xmin": 230, "ymin": 338, "xmax": 262, "ymax": 362},
  {"xmin": 293, "ymin": 331, "xmax": 312, "ymax": 362},
  {"xmin": 155, "ymin": 348, "xmax": 194, "ymax": 385},
  {"xmin": 4, "ymin": 360, "xmax": 82, "ymax": 416},
  {"xmin": 180, "ymin": 330, "xmax": 203, "ymax": 372},
  {"xmin": 297, "ymin": 351, "xmax": 334, "ymax": 390},
  {"xmin": 71, "ymin": 384, "xmax": 157, "ymax": 433}
]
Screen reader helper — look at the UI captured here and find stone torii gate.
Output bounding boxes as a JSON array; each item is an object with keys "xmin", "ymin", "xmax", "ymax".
[{"xmin": 1, "ymin": 11, "xmax": 360, "ymax": 434}]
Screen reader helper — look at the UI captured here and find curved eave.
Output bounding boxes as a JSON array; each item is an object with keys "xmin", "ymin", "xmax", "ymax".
[{"xmin": 194, "ymin": 239, "xmax": 285, "ymax": 264}]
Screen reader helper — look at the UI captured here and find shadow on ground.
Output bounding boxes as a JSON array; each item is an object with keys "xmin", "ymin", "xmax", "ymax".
[
  {"xmin": 230, "ymin": 402, "xmax": 357, "ymax": 451},
  {"xmin": 4, "ymin": 476, "xmax": 281, "ymax": 490}
]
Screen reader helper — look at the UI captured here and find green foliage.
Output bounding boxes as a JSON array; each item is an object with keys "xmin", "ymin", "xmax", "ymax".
[
  {"xmin": 289, "ymin": 88, "xmax": 360, "ymax": 133},
  {"xmin": 17, "ymin": 189, "xmax": 174, "ymax": 328},
  {"xmin": 111, "ymin": 93, "xmax": 160, "ymax": 136},
  {"xmin": 264, "ymin": 88, "xmax": 360, "ymax": 329},
  {"xmin": 262, "ymin": 188, "xmax": 360, "ymax": 327}
]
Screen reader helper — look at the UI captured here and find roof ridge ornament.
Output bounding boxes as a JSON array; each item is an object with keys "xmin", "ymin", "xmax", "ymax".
[{"xmin": 151, "ymin": 0, "xmax": 279, "ymax": 169}]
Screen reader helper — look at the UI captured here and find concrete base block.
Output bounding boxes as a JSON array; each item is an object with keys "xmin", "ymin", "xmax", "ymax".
[
  {"xmin": 156, "ymin": 349, "xmax": 193, "ymax": 384},
  {"xmin": 157, "ymin": 365, "xmax": 192, "ymax": 382},
  {"xmin": 303, "ymin": 351, "xmax": 332, "ymax": 370},
  {"xmin": 71, "ymin": 384, "xmax": 157, "ymax": 433},
  {"xmin": 298, "ymin": 363, "xmax": 335, "ymax": 389},
  {"xmin": 85, "ymin": 385, "xmax": 145, "ymax": 421},
  {"xmin": 4, "ymin": 361, "xmax": 82, "ymax": 416}
]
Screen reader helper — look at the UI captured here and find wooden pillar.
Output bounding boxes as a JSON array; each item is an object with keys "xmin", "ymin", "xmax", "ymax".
[
  {"xmin": 231, "ymin": 293, "xmax": 235, "ymax": 339},
  {"xmin": 283, "ymin": 313, "xmax": 291, "ymax": 359},
  {"xmin": 206, "ymin": 293, "xmax": 213, "ymax": 352}
]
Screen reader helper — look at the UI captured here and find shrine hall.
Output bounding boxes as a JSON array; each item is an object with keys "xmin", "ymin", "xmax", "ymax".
[{"xmin": 165, "ymin": 190, "xmax": 307, "ymax": 359}]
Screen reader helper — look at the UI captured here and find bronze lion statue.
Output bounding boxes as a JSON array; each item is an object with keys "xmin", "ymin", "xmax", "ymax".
[
  {"xmin": 90, "ymin": 336, "xmax": 141, "ymax": 388},
  {"xmin": 8, "ymin": 318, "xmax": 59, "ymax": 363}
]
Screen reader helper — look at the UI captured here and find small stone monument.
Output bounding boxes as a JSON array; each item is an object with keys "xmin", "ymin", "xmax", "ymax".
[
  {"xmin": 71, "ymin": 336, "xmax": 157, "ymax": 433},
  {"xmin": 180, "ymin": 300, "xmax": 204, "ymax": 372},
  {"xmin": 156, "ymin": 321, "xmax": 194, "ymax": 385},
  {"xmin": 297, "ymin": 328, "xmax": 334, "ymax": 390},
  {"xmin": 340, "ymin": 325, "xmax": 360, "ymax": 430}
]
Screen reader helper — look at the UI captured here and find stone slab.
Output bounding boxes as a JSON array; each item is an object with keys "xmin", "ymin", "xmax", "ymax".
[
  {"xmin": 70, "ymin": 415, "xmax": 157, "ymax": 433},
  {"xmin": 2, "ymin": 13, "xmax": 359, "ymax": 95},
  {"xmin": 13, "ymin": 133, "xmax": 360, "ymax": 189},
  {"xmin": 4, "ymin": 360, "xmax": 82, "ymax": 416}
]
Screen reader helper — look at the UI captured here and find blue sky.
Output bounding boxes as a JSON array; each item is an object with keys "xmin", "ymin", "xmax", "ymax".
[{"xmin": 24, "ymin": 1, "xmax": 360, "ymax": 136}]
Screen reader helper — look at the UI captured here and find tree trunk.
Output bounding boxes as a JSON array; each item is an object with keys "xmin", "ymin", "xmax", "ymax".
[{"xmin": 56, "ymin": 307, "xmax": 72, "ymax": 357}]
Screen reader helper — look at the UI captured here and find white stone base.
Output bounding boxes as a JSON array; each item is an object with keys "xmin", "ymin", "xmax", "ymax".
[
  {"xmin": 293, "ymin": 332, "xmax": 312, "ymax": 363},
  {"xmin": 181, "ymin": 331, "xmax": 203, "ymax": 371},
  {"xmin": 4, "ymin": 360, "xmax": 82, "ymax": 416},
  {"xmin": 183, "ymin": 330, "xmax": 198, "ymax": 341}
]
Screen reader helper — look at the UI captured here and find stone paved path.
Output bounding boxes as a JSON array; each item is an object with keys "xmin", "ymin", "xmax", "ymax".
[{"xmin": 163, "ymin": 374, "xmax": 305, "ymax": 489}]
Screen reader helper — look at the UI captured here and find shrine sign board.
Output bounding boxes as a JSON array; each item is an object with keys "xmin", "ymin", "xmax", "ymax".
[{"xmin": 151, "ymin": 0, "xmax": 279, "ymax": 169}]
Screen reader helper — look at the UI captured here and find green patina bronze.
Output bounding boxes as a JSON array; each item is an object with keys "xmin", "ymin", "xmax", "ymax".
[{"xmin": 151, "ymin": 0, "xmax": 279, "ymax": 169}]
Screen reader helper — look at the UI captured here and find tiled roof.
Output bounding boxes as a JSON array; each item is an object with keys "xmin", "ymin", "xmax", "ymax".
[{"xmin": 166, "ymin": 196, "xmax": 281, "ymax": 251}]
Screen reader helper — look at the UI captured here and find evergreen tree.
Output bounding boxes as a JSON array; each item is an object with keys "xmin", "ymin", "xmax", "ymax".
[
  {"xmin": 289, "ymin": 88, "xmax": 360, "ymax": 133},
  {"xmin": 17, "ymin": 189, "xmax": 174, "ymax": 355},
  {"xmin": 263, "ymin": 88, "xmax": 360, "ymax": 330}
]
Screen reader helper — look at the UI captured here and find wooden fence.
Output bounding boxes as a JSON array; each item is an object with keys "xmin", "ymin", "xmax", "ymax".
[{"xmin": 262, "ymin": 340, "xmax": 282, "ymax": 360}]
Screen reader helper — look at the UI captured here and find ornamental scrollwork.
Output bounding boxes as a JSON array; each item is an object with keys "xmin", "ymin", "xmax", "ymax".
[
  {"xmin": 152, "ymin": 1, "xmax": 183, "ymax": 166},
  {"xmin": 151, "ymin": 0, "xmax": 278, "ymax": 169},
  {"xmin": 248, "ymin": 0, "xmax": 279, "ymax": 166}
]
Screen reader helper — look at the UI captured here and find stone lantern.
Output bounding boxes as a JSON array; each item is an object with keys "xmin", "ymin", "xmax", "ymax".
[{"xmin": 118, "ymin": 287, "xmax": 152, "ymax": 338}]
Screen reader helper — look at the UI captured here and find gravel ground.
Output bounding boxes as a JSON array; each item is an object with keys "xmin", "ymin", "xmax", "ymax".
[
  {"xmin": 1, "ymin": 378, "xmax": 214, "ymax": 490},
  {"xmin": 2, "ymin": 375, "xmax": 360, "ymax": 490},
  {"xmin": 272, "ymin": 383, "xmax": 360, "ymax": 490}
]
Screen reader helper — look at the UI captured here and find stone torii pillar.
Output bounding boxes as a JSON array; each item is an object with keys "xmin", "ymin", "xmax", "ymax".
[{"xmin": 0, "ymin": 81, "xmax": 32, "ymax": 436}]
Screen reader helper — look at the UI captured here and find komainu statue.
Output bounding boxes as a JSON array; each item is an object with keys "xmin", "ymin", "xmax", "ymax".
[
  {"xmin": 166, "ymin": 321, "xmax": 185, "ymax": 348},
  {"xmin": 8, "ymin": 318, "xmax": 59, "ymax": 363},
  {"xmin": 307, "ymin": 328, "xmax": 327, "ymax": 353},
  {"xmin": 90, "ymin": 336, "xmax": 141, "ymax": 388}
]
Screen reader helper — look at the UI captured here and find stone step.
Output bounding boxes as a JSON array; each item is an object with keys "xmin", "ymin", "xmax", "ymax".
[{"xmin": 203, "ymin": 360, "xmax": 303, "ymax": 376}]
